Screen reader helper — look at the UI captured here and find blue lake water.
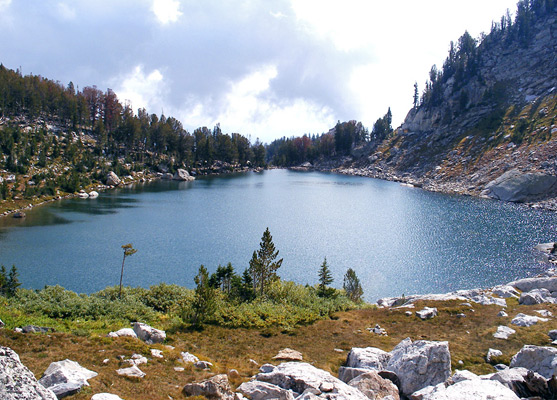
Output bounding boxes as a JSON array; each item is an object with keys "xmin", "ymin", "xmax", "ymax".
[{"xmin": 0, "ymin": 169, "xmax": 555, "ymax": 301}]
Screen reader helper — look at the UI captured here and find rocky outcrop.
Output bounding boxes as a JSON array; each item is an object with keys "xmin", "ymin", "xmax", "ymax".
[
  {"xmin": 38, "ymin": 359, "xmax": 97, "ymax": 399},
  {"xmin": 0, "ymin": 346, "xmax": 58, "ymax": 400},
  {"xmin": 255, "ymin": 362, "xmax": 369, "ymax": 399},
  {"xmin": 409, "ymin": 379, "xmax": 520, "ymax": 400},
  {"xmin": 416, "ymin": 307, "xmax": 437, "ymax": 320},
  {"xmin": 237, "ymin": 380, "xmax": 295, "ymax": 400},
  {"xmin": 132, "ymin": 322, "xmax": 165, "ymax": 344},
  {"xmin": 486, "ymin": 367, "xmax": 553, "ymax": 399},
  {"xmin": 481, "ymin": 169, "xmax": 557, "ymax": 202},
  {"xmin": 510, "ymin": 345, "xmax": 557, "ymax": 379},
  {"xmin": 346, "ymin": 347, "xmax": 391, "ymax": 370},
  {"xmin": 106, "ymin": 172, "xmax": 121, "ymax": 186},
  {"xmin": 519, "ymin": 288, "xmax": 556, "ymax": 304},
  {"xmin": 183, "ymin": 374, "xmax": 234, "ymax": 399},
  {"xmin": 172, "ymin": 169, "xmax": 195, "ymax": 181},
  {"xmin": 508, "ymin": 275, "xmax": 557, "ymax": 293},
  {"xmin": 385, "ymin": 339, "xmax": 451, "ymax": 396},
  {"xmin": 347, "ymin": 371, "xmax": 400, "ymax": 400}
]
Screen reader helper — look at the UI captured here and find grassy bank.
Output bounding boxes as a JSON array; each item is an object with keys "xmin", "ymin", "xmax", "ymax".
[{"xmin": 0, "ymin": 294, "xmax": 555, "ymax": 400}]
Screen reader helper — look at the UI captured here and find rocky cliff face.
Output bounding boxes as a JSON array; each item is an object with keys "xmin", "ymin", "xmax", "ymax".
[{"xmin": 348, "ymin": 4, "xmax": 557, "ymax": 207}]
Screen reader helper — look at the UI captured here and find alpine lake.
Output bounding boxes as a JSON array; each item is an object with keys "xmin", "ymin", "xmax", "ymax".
[{"xmin": 1, "ymin": 169, "xmax": 556, "ymax": 302}]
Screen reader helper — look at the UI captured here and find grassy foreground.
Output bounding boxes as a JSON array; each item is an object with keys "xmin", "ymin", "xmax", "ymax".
[{"xmin": 0, "ymin": 286, "xmax": 555, "ymax": 399}]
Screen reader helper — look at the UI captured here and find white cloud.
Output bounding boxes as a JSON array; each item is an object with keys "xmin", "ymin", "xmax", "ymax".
[
  {"xmin": 112, "ymin": 65, "xmax": 165, "ymax": 113},
  {"xmin": 57, "ymin": 3, "xmax": 76, "ymax": 20},
  {"xmin": 178, "ymin": 65, "xmax": 335, "ymax": 142},
  {"xmin": 0, "ymin": 0, "xmax": 11, "ymax": 8},
  {"xmin": 152, "ymin": 0, "xmax": 182, "ymax": 25}
]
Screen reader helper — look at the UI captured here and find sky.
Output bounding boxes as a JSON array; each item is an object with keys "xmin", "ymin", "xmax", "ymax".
[{"xmin": 0, "ymin": 0, "xmax": 519, "ymax": 143}]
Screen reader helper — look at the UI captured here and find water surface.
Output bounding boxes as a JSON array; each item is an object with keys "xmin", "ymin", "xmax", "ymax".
[{"xmin": 1, "ymin": 169, "xmax": 555, "ymax": 301}]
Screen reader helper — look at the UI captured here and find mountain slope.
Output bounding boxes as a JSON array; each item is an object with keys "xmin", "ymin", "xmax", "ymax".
[{"xmin": 350, "ymin": 0, "xmax": 557, "ymax": 207}]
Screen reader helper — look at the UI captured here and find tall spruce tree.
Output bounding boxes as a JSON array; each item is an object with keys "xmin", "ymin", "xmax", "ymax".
[
  {"xmin": 343, "ymin": 268, "xmax": 363, "ymax": 302},
  {"xmin": 190, "ymin": 265, "xmax": 217, "ymax": 327},
  {"xmin": 317, "ymin": 257, "xmax": 334, "ymax": 297},
  {"xmin": 249, "ymin": 228, "xmax": 283, "ymax": 296}
]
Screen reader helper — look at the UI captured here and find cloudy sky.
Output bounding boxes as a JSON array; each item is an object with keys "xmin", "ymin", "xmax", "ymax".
[{"xmin": 0, "ymin": 0, "xmax": 518, "ymax": 143}]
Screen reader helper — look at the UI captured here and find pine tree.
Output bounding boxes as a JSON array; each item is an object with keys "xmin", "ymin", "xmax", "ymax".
[
  {"xmin": 5, "ymin": 265, "xmax": 20, "ymax": 297},
  {"xmin": 413, "ymin": 82, "xmax": 419, "ymax": 109},
  {"xmin": 190, "ymin": 265, "xmax": 216, "ymax": 327},
  {"xmin": 249, "ymin": 228, "xmax": 283, "ymax": 296},
  {"xmin": 317, "ymin": 257, "xmax": 334, "ymax": 297},
  {"xmin": 343, "ymin": 268, "xmax": 363, "ymax": 302},
  {"xmin": 119, "ymin": 243, "xmax": 137, "ymax": 299}
]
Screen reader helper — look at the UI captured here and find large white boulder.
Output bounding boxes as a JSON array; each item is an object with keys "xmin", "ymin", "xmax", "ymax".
[
  {"xmin": 519, "ymin": 288, "xmax": 556, "ymax": 305},
  {"xmin": 106, "ymin": 171, "xmax": 121, "ymax": 186},
  {"xmin": 416, "ymin": 307, "xmax": 437, "ymax": 320},
  {"xmin": 386, "ymin": 338, "xmax": 451, "ymax": 396},
  {"xmin": 481, "ymin": 169, "xmax": 557, "ymax": 202},
  {"xmin": 132, "ymin": 322, "xmax": 165, "ymax": 344},
  {"xmin": 180, "ymin": 351, "xmax": 199, "ymax": 363},
  {"xmin": 0, "ymin": 346, "xmax": 58, "ymax": 400},
  {"xmin": 256, "ymin": 362, "xmax": 369, "ymax": 399},
  {"xmin": 510, "ymin": 345, "xmax": 557, "ymax": 379},
  {"xmin": 410, "ymin": 379, "xmax": 519, "ymax": 400},
  {"xmin": 346, "ymin": 347, "xmax": 391, "ymax": 370},
  {"xmin": 38, "ymin": 359, "xmax": 98, "ymax": 399},
  {"xmin": 508, "ymin": 276, "xmax": 557, "ymax": 293},
  {"xmin": 172, "ymin": 169, "xmax": 195, "ymax": 181}
]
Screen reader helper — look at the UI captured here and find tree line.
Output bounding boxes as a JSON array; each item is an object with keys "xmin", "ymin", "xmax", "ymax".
[{"xmin": 0, "ymin": 64, "xmax": 266, "ymax": 173}]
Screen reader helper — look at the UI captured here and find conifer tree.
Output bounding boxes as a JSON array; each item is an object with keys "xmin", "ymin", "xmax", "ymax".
[
  {"xmin": 119, "ymin": 243, "xmax": 137, "ymax": 299},
  {"xmin": 249, "ymin": 228, "xmax": 283, "ymax": 296},
  {"xmin": 343, "ymin": 268, "xmax": 363, "ymax": 302},
  {"xmin": 190, "ymin": 265, "xmax": 216, "ymax": 327},
  {"xmin": 317, "ymin": 257, "xmax": 334, "ymax": 297}
]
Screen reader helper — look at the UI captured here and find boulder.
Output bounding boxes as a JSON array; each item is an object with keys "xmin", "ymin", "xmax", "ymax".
[
  {"xmin": 410, "ymin": 379, "xmax": 520, "ymax": 400},
  {"xmin": 338, "ymin": 367, "xmax": 373, "ymax": 383},
  {"xmin": 150, "ymin": 349, "xmax": 163, "ymax": 358},
  {"xmin": 510, "ymin": 345, "xmax": 557, "ymax": 379},
  {"xmin": 183, "ymin": 374, "xmax": 234, "ymax": 400},
  {"xmin": 88, "ymin": 191, "xmax": 99, "ymax": 199},
  {"xmin": 509, "ymin": 275, "xmax": 557, "ymax": 293},
  {"xmin": 172, "ymin": 169, "xmax": 195, "ymax": 181},
  {"xmin": 125, "ymin": 354, "xmax": 147, "ymax": 366},
  {"xmin": 491, "ymin": 285, "xmax": 519, "ymax": 298},
  {"xmin": 519, "ymin": 288, "xmax": 556, "ymax": 305},
  {"xmin": 273, "ymin": 348, "xmax": 303, "ymax": 361},
  {"xmin": 181, "ymin": 351, "xmax": 199, "ymax": 363},
  {"xmin": 116, "ymin": 365, "xmax": 145, "ymax": 379},
  {"xmin": 385, "ymin": 338, "xmax": 451, "ymax": 396},
  {"xmin": 91, "ymin": 394, "xmax": 124, "ymax": 400},
  {"xmin": 194, "ymin": 360, "xmax": 213, "ymax": 370},
  {"xmin": 132, "ymin": 322, "xmax": 165, "ymax": 344},
  {"xmin": 511, "ymin": 313, "xmax": 548, "ymax": 327},
  {"xmin": 536, "ymin": 309, "xmax": 553, "ymax": 317},
  {"xmin": 481, "ymin": 169, "xmax": 557, "ymax": 202},
  {"xmin": 451, "ymin": 370, "xmax": 479, "ymax": 383},
  {"xmin": 107, "ymin": 328, "xmax": 137, "ymax": 338},
  {"xmin": 486, "ymin": 348, "xmax": 503, "ymax": 363},
  {"xmin": 347, "ymin": 371, "xmax": 400, "ymax": 400},
  {"xmin": 106, "ymin": 172, "xmax": 121, "ymax": 186},
  {"xmin": 228, "ymin": 369, "xmax": 241, "ymax": 379},
  {"xmin": 0, "ymin": 346, "xmax": 58, "ymax": 400},
  {"xmin": 237, "ymin": 381, "xmax": 295, "ymax": 400},
  {"xmin": 493, "ymin": 326, "xmax": 516, "ymax": 339},
  {"xmin": 416, "ymin": 307, "xmax": 437, "ymax": 320},
  {"xmin": 256, "ymin": 362, "xmax": 369, "ymax": 399},
  {"xmin": 346, "ymin": 347, "xmax": 391, "ymax": 370},
  {"xmin": 549, "ymin": 329, "xmax": 557, "ymax": 341},
  {"xmin": 38, "ymin": 359, "xmax": 97, "ymax": 398},
  {"xmin": 485, "ymin": 367, "xmax": 551, "ymax": 398},
  {"xmin": 498, "ymin": 310, "xmax": 508, "ymax": 317},
  {"xmin": 161, "ymin": 173, "xmax": 173, "ymax": 180}
]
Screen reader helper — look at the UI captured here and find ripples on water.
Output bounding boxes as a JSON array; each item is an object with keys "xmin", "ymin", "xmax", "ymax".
[{"xmin": 0, "ymin": 169, "xmax": 555, "ymax": 301}]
